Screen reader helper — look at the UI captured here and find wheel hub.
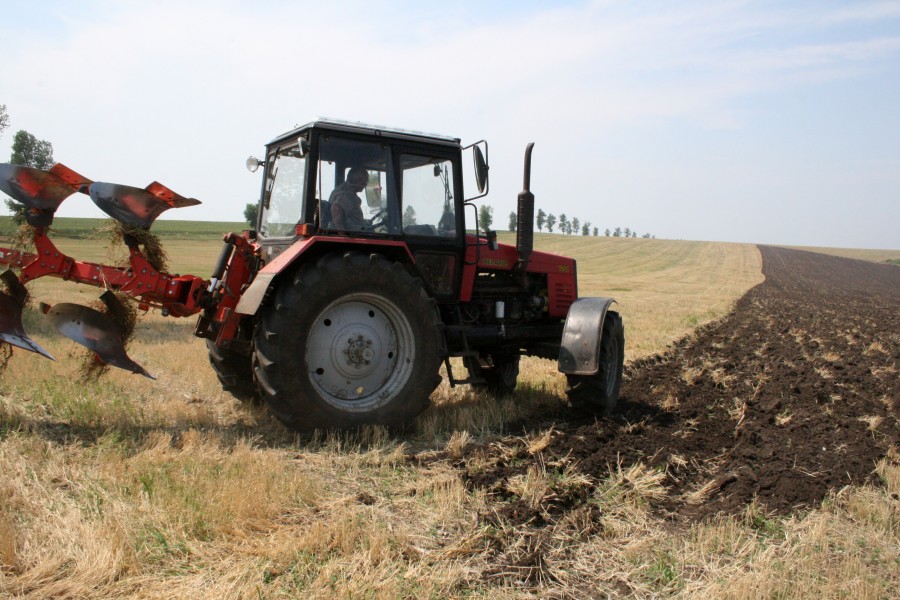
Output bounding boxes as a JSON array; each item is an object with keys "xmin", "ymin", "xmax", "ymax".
[
  {"xmin": 334, "ymin": 329, "xmax": 383, "ymax": 379},
  {"xmin": 306, "ymin": 296, "xmax": 413, "ymax": 406}
]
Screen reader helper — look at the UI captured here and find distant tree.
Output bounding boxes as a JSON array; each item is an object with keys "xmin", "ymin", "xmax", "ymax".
[
  {"xmin": 403, "ymin": 205, "xmax": 418, "ymax": 228},
  {"xmin": 558, "ymin": 213, "xmax": 568, "ymax": 235},
  {"xmin": 642, "ymin": 233, "xmax": 651, "ymax": 238},
  {"xmin": 571, "ymin": 217, "xmax": 580, "ymax": 235},
  {"xmin": 604, "ymin": 228, "xmax": 611, "ymax": 237},
  {"xmin": 581, "ymin": 221, "xmax": 591, "ymax": 236},
  {"xmin": 536, "ymin": 208, "xmax": 546, "ymax": 232},
  {"xmin": 546, "ymin": 213, "xmax": 556, "ymax": 233},
  {"xmin": 613, "ymin": 227, "xmax": 622, "ymax": 237},
  {"xmin": 623, "ymin": 227, "xmax": 631, "ymax": 238},
  {"xmin": 0, "ymin": 105, "xmax": 8, "ymax": 138},
  {"xmin": 10, "ymin": 130, "xmax": 54, "ymax": 170},
  {"xmin": 243, "ymin": 202, "xmax": 259, "ymax": 227},
  {"xmin": 508, "ymin": 211, "xmax": 517, "ymax": 232},
  {"xmin": 478, "ymin": 205, "xmax": 494, "ymax": 231},
  {"xmin": 632, "ymin": 231, "xmax": 637, "ymax": 238},
  {"xmin": 593, "ymin": 227, "xmax": 599, "ymax": 236}
]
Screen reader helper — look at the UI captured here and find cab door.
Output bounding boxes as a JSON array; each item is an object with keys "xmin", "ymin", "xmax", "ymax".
[{"xmin": 395, "ymin": 148, "xmax": 465, "ymax": 300}]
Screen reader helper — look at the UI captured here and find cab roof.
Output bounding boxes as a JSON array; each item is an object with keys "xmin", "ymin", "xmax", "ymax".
[{"xmin": 268, "ymin": 117, "xmax": 462, "ymax": 148}]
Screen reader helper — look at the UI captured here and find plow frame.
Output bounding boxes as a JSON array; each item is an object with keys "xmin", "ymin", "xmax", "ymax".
[{"xmin": 0, "ymin": 227, "xmax": 210, "ymax": 318}]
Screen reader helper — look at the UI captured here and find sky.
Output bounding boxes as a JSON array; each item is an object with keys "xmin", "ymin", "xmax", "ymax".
[{"xmin": 1, "ymin": 0, "xmax": 898, "ymax": 249}]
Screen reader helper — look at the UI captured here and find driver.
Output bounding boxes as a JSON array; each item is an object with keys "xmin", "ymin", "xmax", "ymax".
[{"xmin": 329, "ymin": 167, "xmax": 369, "ymax": 232}]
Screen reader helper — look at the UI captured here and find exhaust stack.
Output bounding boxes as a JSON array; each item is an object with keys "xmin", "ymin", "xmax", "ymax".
[{"xmin": 516, "ymin": 143, "xmax": 535, "ymax": 269}]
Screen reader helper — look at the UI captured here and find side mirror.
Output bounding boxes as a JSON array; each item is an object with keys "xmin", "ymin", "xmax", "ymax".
[{"xmin": 473, "ymin": 146, "xmax": 488, "ymax": 193}]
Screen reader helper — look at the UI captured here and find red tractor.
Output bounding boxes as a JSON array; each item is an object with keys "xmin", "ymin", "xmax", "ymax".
[{"xmin": 0, "ymin": 119, "xmax": 624, "ymax": 431}]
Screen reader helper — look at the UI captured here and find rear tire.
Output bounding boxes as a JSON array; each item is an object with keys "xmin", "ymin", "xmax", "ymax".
[
  {"xmin": 253, "ymin": 252, "xmax": 444, "ymax": 431},
  {"xmin": 565, "ymin": 311, "xmax": 624, "ymax": 414},
  {"xmin": 206, "ymin": 338, "xmax": 259, "ymax": 403}
]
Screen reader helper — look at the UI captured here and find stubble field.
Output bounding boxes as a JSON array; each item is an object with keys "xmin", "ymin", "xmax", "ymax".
[{"xmin": 0, "ymin": 222, "xmax": 897, "ymax": 598}]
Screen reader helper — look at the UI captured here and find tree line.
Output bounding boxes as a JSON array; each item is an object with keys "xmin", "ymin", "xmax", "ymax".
[{"xmin": 496, "ymin": 206, "xmax": 654, "ymax": 239}]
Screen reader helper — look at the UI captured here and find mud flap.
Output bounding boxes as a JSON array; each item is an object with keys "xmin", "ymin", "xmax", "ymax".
[{"xmin": 558, "ymin": 297, "xmax": 616, "ymax": 375}]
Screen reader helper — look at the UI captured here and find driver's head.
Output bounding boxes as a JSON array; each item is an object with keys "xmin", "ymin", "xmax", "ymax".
[{"xmin": 346, "ymin": 167, "xmax": 368, "ymax": 191}]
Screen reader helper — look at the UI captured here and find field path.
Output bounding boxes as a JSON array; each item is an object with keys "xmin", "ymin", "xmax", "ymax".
[{"xmin": 456, "ymin": 246, "xmax": 899, "ymax": 521}]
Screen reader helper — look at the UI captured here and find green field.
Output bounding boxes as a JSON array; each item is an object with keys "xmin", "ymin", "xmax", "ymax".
[{"xmin": 0, "ymin": 215, "xmax": 246, "ymax": 241}]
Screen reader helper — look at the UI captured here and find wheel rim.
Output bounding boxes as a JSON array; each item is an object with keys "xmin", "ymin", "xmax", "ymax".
[{"xmin": 306, "ymin": 292, "xmax": 416, "ymax": 412}]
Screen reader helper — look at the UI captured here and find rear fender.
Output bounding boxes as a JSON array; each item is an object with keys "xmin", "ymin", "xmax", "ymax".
[
  {"xmin": 558, "ymin": 297, "xmax": 616, "ymax": 375},
  {"xmin": 235, "ymin": 236, "xmax": 414, "ymax": 316}
]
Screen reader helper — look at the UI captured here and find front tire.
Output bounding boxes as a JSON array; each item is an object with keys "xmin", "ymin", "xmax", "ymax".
[
  {"xmin": 253, "ymin": 252, "xmax": 444, "ymax": 431},
  {"xmin": 565, "ymin": 311, "xmax": 624, "ymax": 414}
]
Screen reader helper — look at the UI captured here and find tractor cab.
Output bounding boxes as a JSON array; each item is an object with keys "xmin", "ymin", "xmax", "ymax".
[{"xmin": 250, "ymin": 119, "xmax": 487, "ymax": 261}]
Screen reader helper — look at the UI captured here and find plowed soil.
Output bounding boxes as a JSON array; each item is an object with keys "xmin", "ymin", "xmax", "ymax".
[{"xmin": 447, "ymin": 246, "xmax": 899, "ymax": 522}]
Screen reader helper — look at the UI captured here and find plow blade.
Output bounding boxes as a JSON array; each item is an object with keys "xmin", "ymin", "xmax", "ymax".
[
  {"xmin": 0, "ymin": 271, "xmax": 54, "ymax": 359},
  {"xmin": 0, "ymin": 163, "xmax": 92, "ymax": 226},
  {"xmin": 41, "ymin": 300, "xmax": 155, "ymax": 379},
  {"xmin": 88, "ymin": 181, "xmax": 201, "ymax": 229}
]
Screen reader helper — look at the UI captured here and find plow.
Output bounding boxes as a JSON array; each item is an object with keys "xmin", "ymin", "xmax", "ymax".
[
  {"xmin": 0, "ymin": 161, "xmax": 213, "ymax": 378},
  {"xmin": 1, "ymin": 119, "xmax": 626, "ymax": 431}
]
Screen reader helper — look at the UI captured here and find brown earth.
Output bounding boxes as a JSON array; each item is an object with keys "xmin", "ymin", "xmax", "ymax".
[{"xmin": 436, "ymin": 246, "xmax": 899, "ymax": 523}]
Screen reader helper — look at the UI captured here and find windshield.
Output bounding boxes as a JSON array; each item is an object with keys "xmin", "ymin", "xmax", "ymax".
[{"xmin": 259, "ymin": 143, "xmax": 307, "ymax": 238}]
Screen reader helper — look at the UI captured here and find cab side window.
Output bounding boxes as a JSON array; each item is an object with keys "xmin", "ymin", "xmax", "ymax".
[{"xmin": 400, "ymin": 155, "xmax": 456, "ymax": 237}]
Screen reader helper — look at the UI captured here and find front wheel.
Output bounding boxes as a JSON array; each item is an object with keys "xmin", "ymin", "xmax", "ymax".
[
  {"xmin": 566, "ymin": 311, "xmax": 624, "ymax": 414},
  {"xmin": 253, "ymin": 252, "xmax": 444, "ymax": 431}
]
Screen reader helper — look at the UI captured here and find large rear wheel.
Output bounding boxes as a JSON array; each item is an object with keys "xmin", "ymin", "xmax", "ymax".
[
  {"xmin": 206, "ymin": 338, "xmax": 259, "ymax": 403},
  {"xmin": 253, "ymin": 252, "xmax": 444, "ymax": 431},
  {"xmin": 565, "ymin": 311, "xmax": 624, "ymax": 414}
]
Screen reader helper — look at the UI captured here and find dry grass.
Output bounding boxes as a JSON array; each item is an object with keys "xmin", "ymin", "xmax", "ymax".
[{"xmin": 0, "ymin": 234, "xmax": 896, "ymax": 598}]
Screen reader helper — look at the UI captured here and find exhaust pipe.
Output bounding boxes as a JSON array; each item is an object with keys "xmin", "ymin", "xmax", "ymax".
[{"xmin": 516, "ymin": 143, "xmax": 535, "ymax": 270}]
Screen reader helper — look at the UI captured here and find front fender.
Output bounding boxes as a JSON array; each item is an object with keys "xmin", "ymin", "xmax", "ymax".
[
  {"xmin": 235, "ymin": 236, "xmax": 414, "ymax": 316},
  {"xmin": 558, "ymin": 297, "xmax": 617, "ymax": 375}
]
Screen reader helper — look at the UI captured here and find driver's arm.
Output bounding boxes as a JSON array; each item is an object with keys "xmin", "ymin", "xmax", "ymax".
[{"xmin": 330, "ymin": 200, "xmax": 346, "ymax": 230}]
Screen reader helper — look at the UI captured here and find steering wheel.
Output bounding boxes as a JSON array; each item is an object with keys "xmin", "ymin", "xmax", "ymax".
[{"xmin": 366, "ymin": 207, "xmax": 388, "ymax": 230}]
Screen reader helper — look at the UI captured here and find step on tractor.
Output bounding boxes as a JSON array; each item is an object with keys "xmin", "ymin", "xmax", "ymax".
[{"xmin": 0, "ymin": 118, "xmax": 625, "ymax": 431}]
